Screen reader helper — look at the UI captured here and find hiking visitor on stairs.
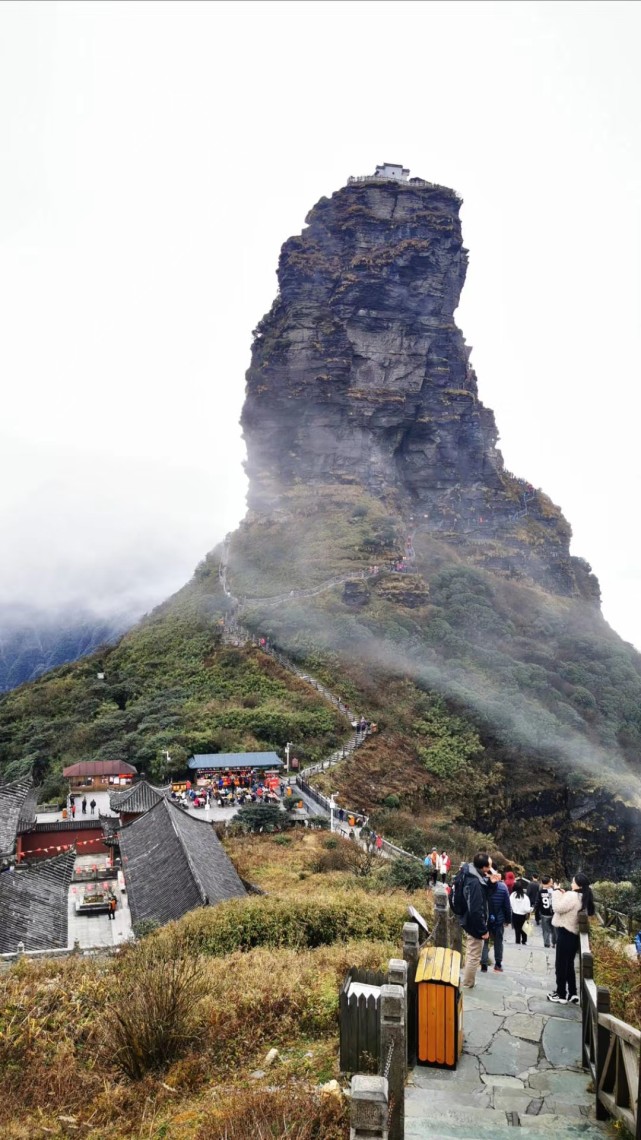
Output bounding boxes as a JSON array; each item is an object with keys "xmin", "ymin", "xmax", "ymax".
[
  {"xmin": 480, "ymin": 868, "xmax": 510, "ymax": 973},
  {"xmin": 510, "ymin": 878, "xmax": 533, "ymax": 944},
  {"xmin": 454, "ymin": 852, "xmax": 491, "ymax": 988},
  {"xmin": 547, "ymin": 872, "xmax": 595, "ymax": 1005}
]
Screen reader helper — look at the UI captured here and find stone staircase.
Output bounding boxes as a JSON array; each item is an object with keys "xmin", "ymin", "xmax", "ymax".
[{"xmin": 405, "ymin": 926, "xmax": 613, "ymax": 1139}]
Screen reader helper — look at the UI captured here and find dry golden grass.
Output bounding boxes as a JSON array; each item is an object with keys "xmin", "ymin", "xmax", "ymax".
[{"xmin": 0, "ymin": 830, "xmax": 433, "ymax": 1139}]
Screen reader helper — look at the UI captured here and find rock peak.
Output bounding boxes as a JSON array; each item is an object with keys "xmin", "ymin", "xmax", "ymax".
[{"xmin": 241, "ymin": 177, "xmax": 599, "ymax": 601}]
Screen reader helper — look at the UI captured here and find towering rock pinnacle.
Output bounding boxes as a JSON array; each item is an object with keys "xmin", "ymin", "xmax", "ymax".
[{"xmin": 242, "ymin": 169, "xmax": 599, "ymax": 601}]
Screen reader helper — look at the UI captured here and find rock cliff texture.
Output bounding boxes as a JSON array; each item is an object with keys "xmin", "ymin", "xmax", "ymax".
[{"xmin": 242, "ymin": 176, "xmax": 598, "ymax": 601}]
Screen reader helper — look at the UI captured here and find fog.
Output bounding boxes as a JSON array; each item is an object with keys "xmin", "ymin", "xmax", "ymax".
[{"xmin": 1, "ymin": 1, "xmax": 639, "ymax": 644}]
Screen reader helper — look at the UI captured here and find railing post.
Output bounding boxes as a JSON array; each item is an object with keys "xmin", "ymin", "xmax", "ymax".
[
  {"xmin": 402, "ymin": 921, "xmax": 419, "ymax": 1068},
  {"xmin": 388, "ymin": 959, "xmax": 408, "ymax": 1068},
  {"xmin": 432, "ymin": 882, "xmax": 462, "ymax": 954},
  {"xmin": 581, "ymin": 948, "xmax": 593, "ymax": 1070},
  {"xmin": 379, "ymin": 984, "xmax": 405, "ymax": 1140},
  {"xmin": 595, "ymin": 985, "xmax": 611, "ymax": 1122},
  {"xmin": 432, "ymin": 884, "xmax": 449, "ymax": 948},
  {"xmin": 636, "ymin": 1049, "xmax": 641, "ymax": 1140},
  {"xmin": 350, "ymin": 1074, "xmax": 389, "ymax": 1140}
]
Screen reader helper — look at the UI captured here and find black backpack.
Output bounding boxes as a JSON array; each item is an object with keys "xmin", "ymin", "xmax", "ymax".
[{"xmin": 449, "ymin": 867, "xmax": 468, "ymax": 917}]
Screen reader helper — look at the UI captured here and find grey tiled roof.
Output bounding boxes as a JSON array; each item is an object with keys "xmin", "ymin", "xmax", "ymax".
[
  {"xmin": 109, "ymin": 780, "xmax": 170, "ymax": 814},
  {"xmin": 119, "ymin": 798, "xmax": 246, "ymax": 928},
  {"xmin": 0, "ymin": 778, "xmax": 37, "ymax": 857},
  {"xmin": 0, "ymin": 849, "xmax": 75, "ymax": 953}
]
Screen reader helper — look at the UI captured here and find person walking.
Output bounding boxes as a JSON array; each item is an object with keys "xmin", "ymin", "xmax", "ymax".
[
  {"xmin": 440, "ymin": 851, "xmax": 451, "ymax": 883},
  {"xmin": 429, "ymin": 848, "xmax": 439, "ymax": 886},
  {"xmin": 548, "ymin": 873, "xmax": 595, "ymax": 1004},
  {"xmin": 459, "ymin": 852, "xmax": 491, "ymax": 988},
  {"xmin": 81, "ymin": 797, "xmax": 87, "ymax": 815},
  {"xmin": 504, "ymin": 869, "xmax": 516, "ymax": 894},
  {"xmin": 70, "ymin": 802, "xmax": 76, "ymax": 819},
  {"xmin": 527, "ymin": 873, "xmax": 541, "ymax": 914},
  {"xmin": 535, "ymin": 876, "xmax": 557, "ymax": 948},
  {"xmin": 510, "ymin": 878, "xmax": 532, "ymax": 944},
  {"xmin": 481, "ymin": 870, "xmax": 511, "ymax": 973},
  {"xmin": 108, "ymin": 896, "xmax": 117, "ymax": 921}
]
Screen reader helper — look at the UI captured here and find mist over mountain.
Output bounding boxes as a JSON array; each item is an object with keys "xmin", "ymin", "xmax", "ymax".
[
  {"xmin": 0, "ymin": 605, "xmax": 129, "ymax": 692},
  {"xmin": 2, "ymin": 166, "xmax": 641, "ymax": 875}
]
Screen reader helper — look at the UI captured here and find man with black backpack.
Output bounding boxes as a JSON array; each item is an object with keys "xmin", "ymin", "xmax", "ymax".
[
  {"xmin": 451, "ymin": 851, "xmax": 492, "ymax": 988},
  {"xmin": 535, "ymin": 875, "xmax": 557, "ymax": 948}
]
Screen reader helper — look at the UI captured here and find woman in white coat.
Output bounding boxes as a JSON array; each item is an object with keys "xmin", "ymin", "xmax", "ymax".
[{"xmin": 510, "ymin": 878, "xmax": 532, "ymax": 944}]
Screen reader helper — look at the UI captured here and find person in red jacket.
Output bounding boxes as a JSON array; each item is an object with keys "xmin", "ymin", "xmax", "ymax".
[{"xmin": 504, "ymin": 870, "xmax": 516, "ymax": 894}]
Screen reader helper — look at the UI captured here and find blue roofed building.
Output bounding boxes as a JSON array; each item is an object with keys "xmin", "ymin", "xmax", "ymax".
[{"xmin": 187, "ymin": 752, "xmax": 283, "ymax": 783}]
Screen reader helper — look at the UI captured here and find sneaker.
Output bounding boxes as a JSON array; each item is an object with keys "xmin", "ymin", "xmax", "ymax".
[
  {"xmin": 480, "ymin": 964, "xmax": 488, "ymax": 972},
  {"xmin": 547, "ymin": 992, "xmax": 568, "ymax": 1004},
  {"xmin": 493, "ymin": 965, "xmax": 503, "ymax": 972},
  {"xmin": 568, "ymin": 995, "xmax": 580, "ymax": 1004}
]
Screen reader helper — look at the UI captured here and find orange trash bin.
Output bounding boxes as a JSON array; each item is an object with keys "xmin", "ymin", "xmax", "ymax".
[{"xmin": 415, "ymin": 946, "xmax": 463, "ymax": 1069}]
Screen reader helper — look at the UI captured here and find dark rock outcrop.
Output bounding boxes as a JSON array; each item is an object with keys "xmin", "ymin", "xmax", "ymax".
[{"xmin": 242, "ymin": 174, "xmax": 598, "ymax": 601}]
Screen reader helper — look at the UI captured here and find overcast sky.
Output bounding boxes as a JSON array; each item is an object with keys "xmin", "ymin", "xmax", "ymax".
[{"xmin": 1, "ymin": 0, "xmax": 640, "ymax": 647}]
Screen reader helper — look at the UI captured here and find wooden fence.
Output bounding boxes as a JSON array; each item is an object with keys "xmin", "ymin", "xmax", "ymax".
[
  {"xmin": 594, "ymin": 900, "xmax": 641, "ymax": 939},
  {"xmin": 580, "ymin": 913, "xmax": 641, "ymax": 1138}
]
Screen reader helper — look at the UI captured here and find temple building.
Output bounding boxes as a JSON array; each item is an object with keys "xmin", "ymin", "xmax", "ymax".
[
  {"xmin": 119, "ymin": 797, "xmax": 246, "ymax": 928},
  {"xmin": 109, "ymin": 778, "xmax": 170, "ymax": 825},
  {"xmin": 0, "ymin": 849, "xmax": 75, "ymax": 953},
  {"xmin": 0, "ymin": 777, "xmax": 38, "ymax": 861}
]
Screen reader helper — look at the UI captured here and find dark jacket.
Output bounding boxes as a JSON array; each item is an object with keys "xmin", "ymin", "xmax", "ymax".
[
  {"xmin": 527, "ymin": 880, "xmax": 540, "ymax": 908},
  {"xmin": 487, "ymin": 880, "xmax": 511, "ymax": 930},
  {"xmin": 460, "ymin": 863, "xmax": 490, "ymax": 938},
  {"xmin": 535, "ymin": 886, "xmax": 554, "ymax": 921}
]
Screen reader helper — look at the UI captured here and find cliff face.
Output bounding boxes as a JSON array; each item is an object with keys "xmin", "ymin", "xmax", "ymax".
[{"xmin": 242, "ymin": 176, "xmax": 598, "ymax": 601}]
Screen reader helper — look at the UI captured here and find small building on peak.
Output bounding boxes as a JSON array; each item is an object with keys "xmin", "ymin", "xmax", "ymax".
[{"xmin": 374, "ymin": 162, "xmax": 410, "ymax": 181}]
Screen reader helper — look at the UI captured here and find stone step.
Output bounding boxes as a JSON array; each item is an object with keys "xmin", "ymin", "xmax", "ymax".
[{"xmin": 404, "ymin": 1106, "xmax": 610, "ymax": 1139}]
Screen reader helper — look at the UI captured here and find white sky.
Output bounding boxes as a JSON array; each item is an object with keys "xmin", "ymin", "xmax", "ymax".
[{"xmin": 0, "ymin": 0, "xmax": 640, "ymax": 646}]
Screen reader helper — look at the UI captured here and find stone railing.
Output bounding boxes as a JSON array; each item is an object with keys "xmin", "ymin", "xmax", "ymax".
[
  {"xmin": 346, "ymin": 174, "xmax": 455, "ymax": 194},
  {"xmin": 349, "ymin": 898, "xmax": 460, "ymax": 1138},
  {"xmin": 349, "ymin": 963, "xmax": 407, "ymax": 1140},
  {"xmin": 0, "ymin": 940, "xmax": 113, "ymax": 963},
  {"xmin": 579, "ymin": 913, "xmax": 641, "ymax": 1136}
]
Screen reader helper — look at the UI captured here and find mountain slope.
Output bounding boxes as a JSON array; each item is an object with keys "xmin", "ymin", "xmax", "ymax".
[{"xmin": 1, "ymin": 167, "xmax": 641, "ymax": 875}]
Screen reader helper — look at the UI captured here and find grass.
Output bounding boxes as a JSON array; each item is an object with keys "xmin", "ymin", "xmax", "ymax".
[
  {"xmin": 590, "ymin": 924, "xmax": 641, "ymax": 1029},
  {"xmin": 0, "ymin": 830, "xmax": 424, "ymax": 1139}
]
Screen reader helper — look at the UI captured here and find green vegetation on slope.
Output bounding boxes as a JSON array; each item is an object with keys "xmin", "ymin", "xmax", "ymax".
[{"xmin": 0, "ymin": 565, "xmax": 346, "ymax": 794}]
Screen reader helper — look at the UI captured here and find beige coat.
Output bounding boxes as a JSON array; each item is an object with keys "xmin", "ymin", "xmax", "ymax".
[{"xmin": 551, "ymin": 888, "xmax": 582, "ymax": 934}]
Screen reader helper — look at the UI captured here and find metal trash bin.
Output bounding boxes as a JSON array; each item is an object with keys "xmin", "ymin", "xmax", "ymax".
[{"xmin": 415, "ymin": 946, "xmax": 463, "ymax": 1068}]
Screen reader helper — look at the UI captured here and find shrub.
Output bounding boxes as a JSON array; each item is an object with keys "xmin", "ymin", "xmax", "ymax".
[
  {"xmin": 103, "ymin": 942, "xmax": 200, "ymax": 1079},
  {"xmin": 133, "ymin": 917, "xmax": 161, "ymax": 940},
  {"xmin": 383, "ymin": 794, "xmax": 401, "ymax": 810},
  {"xmin": 198, "ymin": 1086, "xmax": 349, "ymax": 1139},
  {"xmin": 385, "ymin": 857, "xmax": 429, "ymax": 892},
  {"xmin": 160, "ymin": 892, "xmax": 407, "ymax": 956},
  {"xmin": 234, "ymin": 804, "xmax": 284, "ymax": 833}
]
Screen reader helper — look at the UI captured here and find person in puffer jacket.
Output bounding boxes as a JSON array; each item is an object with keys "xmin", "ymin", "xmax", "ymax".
[
  {"xmin": 460, "ymin": 852, "xmax": 491, "ymax": 988},
  {"xmin": 547, "ymin": 872, "xmax": 595, "ymax": 1004}
]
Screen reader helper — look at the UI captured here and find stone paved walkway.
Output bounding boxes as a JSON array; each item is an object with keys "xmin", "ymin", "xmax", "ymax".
[{"xmin": 405, "ymin": 923, "xmax": 614, "ymax": 1139}]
